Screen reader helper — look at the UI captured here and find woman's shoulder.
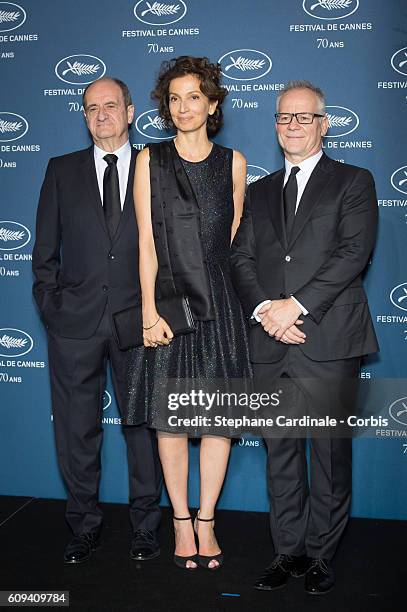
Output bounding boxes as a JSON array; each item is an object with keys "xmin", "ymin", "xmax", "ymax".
[
  {"xmin": 232, "ymin": 148, "xmax": 246, "ymax": 165},
  {"xmin": 143, "ymin": 140, "xmax": 174, "ymax": 164},
  {"xmin": 137, "ymin": 146, "xmax": 150, "ymax": 161},
  {"xmin": 213, "ymin": 142, "xmax": 231, "ymax": 154},
  {"xmin": 144, "ymin": 140, "xmax": 173, "ymax": 151},
  {"xmin": 211, "ymin": 142, "xmax": 233, "ymax": 164},
  {"xmin": 136, "ymin": 140, "xmax": 174, "ymax": 168},
  {"xmin": 231, "ymin": 149, "xmax": 247, "ymax": 178},
  {"xmin": 214, "ymin": 143, "xmax": 246, "ymax": 164}
]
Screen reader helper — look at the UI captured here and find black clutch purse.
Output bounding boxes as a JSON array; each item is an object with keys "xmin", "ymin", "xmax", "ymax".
[{"xmin": 112, "ymin": 294, "xmax": 195, "ymax": 350}]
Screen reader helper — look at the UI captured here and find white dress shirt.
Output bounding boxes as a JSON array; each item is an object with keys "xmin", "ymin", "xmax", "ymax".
[
  {"xmin": 284, "ymin": 149, "xmax": 323, "ymax": 213},
  {"xmin": 252, "ymin": 149, "xmax": 323, "ymax": 321},
  {"xmin": 94, "ymin": 140, "xmax": 131, "ymax": 210}
]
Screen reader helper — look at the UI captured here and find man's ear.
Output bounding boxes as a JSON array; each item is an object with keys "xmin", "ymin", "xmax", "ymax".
[
  {"xmin": 127, "ymin": 105, "xmax": 135, "ymax": 124},
  {"xmin": 321, "ymin": 114, "xmax": 329, "ymax": 137}
]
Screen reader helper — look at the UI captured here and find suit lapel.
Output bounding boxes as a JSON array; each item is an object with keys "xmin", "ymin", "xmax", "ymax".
[
  {"xmin": 267, "ymin": 168, "xmax": 287, "ymax": 249},
  {"xmin": 111, "ymin": 147, "xmax": 137, "ymax": 244},
  {"xmin": 288, "ymin": 153, "xmax": 335, "ymax": 248},
  {"xmin": 81, "ymin": 146, "xmax": 109, "ymax": 238}
]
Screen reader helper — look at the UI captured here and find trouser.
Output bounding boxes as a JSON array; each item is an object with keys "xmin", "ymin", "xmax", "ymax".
[
  {"xmin": 254, "ymin": 347, "xmax": 360, "ymax": 560},
  {"xmin": 47, "ymin": 307, "xmax": 162, "ymax": 536}
]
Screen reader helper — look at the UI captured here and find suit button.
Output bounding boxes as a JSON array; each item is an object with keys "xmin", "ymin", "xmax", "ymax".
[
  {"xmin": 280, "ymin": 292, "xmax": 286, "ymax": 298},
  {"xmin": 285, "ymin": 255, "xmax": 291, "ymax": 262},
  {"xmin": 108, "ymin": 253, "xmax": 115, "ymax": 260},
  {"xmin": 102, "ymin": 285, "xmax": 108, "ymax": 292}
]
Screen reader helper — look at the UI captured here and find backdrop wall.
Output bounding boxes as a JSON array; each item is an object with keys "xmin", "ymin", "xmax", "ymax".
[{"xmin": 0, "ymin": 0, "xmax": 406, "ymax": 519}]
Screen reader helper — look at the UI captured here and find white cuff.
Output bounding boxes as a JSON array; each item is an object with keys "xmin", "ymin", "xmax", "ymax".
[
  {"xmin": 290, "ymin": 295, "xmax": 308, "ymax": 316},
  {"xmin": 252, "ymin": 300, "xmax": 272, "ymax": 322}
]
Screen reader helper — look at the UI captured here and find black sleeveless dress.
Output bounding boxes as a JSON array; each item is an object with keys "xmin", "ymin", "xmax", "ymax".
[{"xmin": 125, "ymin": 142, "xmax": 252, "ymax": 436}]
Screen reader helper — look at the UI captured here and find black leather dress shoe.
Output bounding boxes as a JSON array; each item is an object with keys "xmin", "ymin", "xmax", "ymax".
[
  {"xmin": 63, "ymin": 532, "xmax": 100, "ymax": 564},
  {"xmin": 130, "ymin": 529, "xmax": 160, "ymax": 561},
  {"xmin": 305, "ymin": 558, "xmax": 335, "ymax": 594},
  {"xmin": 254, "ymin": 554, "xmax": 310, "ymax": 590}
]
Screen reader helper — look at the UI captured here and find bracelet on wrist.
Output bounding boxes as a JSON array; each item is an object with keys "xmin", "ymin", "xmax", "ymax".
[{"xmin": 143, "ymin": 315, "xmax": 161, "ymax": 330}]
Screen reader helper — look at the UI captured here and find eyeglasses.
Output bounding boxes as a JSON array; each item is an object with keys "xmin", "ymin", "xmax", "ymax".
[{"xmin": 275, "ymin": 112, "xmax": 325, "ymax": 124}]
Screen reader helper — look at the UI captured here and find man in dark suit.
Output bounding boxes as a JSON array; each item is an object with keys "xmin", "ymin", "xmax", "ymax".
[
  {"xmin": 231, "ymin": 81, "xmax": 378, "ymax": 594},
  {"xmin": 32, "ymin": 77, "xmax": 162, "ymax": 564}
]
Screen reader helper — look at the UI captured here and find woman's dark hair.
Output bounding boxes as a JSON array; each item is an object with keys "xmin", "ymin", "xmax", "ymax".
[{"xmin": 151, "ymin": 56, "xmax": 228, "ymax": 135}]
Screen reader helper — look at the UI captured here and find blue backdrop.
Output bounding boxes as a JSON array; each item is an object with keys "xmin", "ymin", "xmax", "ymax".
[{"xmin": 0, "ymin": 0, "xmax": 406, "ymax": 519}]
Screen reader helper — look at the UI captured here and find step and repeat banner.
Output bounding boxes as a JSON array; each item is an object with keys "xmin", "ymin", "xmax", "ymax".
[{"xmin": 0, "ymin": 0, "xmax": 406, "ymax": 519}]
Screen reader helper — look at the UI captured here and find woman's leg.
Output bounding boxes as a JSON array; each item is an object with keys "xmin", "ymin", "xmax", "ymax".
[
  {"xmin": 158, "ymin": 433, "xmax": 197, "ymax": 567},
  {"xmin": 196, "ymin": 435, "xmax": 231, "ymax": 567}
]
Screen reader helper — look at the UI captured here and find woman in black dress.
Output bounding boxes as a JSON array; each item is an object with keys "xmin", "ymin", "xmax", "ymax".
[{"xmin": 126, "ymin": 56, "xmax": 251, "ymax": 570}]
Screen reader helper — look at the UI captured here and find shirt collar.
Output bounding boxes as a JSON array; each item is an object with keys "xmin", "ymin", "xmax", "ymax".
[
  {"xmin": 284, "ymin": 149, "xmax": 323, "ymax": 176},
  {"xmin": 94, "ymin": 140, "xmax": 131, "ymax": 163}
]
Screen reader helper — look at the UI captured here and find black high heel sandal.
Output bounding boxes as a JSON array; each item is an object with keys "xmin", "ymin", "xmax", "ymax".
[
  {"xmin": 173, "ymin": 516, "xmax": 199, "ymax": 570},
  {"xmin": 194, "ymin": 513, "xmax": 224, "ymax": 570}
]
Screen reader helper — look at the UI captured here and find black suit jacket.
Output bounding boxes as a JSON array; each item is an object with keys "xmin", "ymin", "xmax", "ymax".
[
  {"xmin": 230, "ymin": 153, "xmax": 379, "ymax": 363},
  {"xmin": 32, "ymin": 146, "xmax": 140, "ymax": 339}
]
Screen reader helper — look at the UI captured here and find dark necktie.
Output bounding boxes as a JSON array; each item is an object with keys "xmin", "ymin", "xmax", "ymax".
[
  {"xmin": 283, "ymin": 165, "xmax": 300, "ymax": 240},
  {"xmin": 103, "ymin": 153, "xmax": 121, "ymax": 239}
]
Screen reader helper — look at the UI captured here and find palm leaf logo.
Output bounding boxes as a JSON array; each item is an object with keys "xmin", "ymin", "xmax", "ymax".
[
  {"xmin": 327, "ymin": 113, "xmax": 352, "ymax": 127},
  {"xmin": 0, "ymin": 119, "xmax": 22, "ymax": 133},
  {"xmin": 141, "ymin": 2, "xmax": 180, "ymax": 16},
  {"xmin": 399, "ymin": 171, "xmax": 407, "ymax": 187},
  {"xmin": 62, "ymin": 61, "xmax": 100, "ymax": 77},
  {"xmin": 246, "ymin": 174, "xmax": 262, "ymax": 185},
  {"xmin": 143, "ymin": 115, "xmax": 166, "ymax": 130},
  {"xmin": 399, "ymin": 52, "xmax": 407, "ymax": 68},
  {"xmin": 0, "ymin": 10, "xmax": 20, "ymax": 22},
  {"xmin": 310, "ymin": 0, "xmax": 352, "ymax": 10},
  {"xmin": 0, "ymin": 334, "xmax": 27, "ymax": 349},
  {"xmin": 0, "ymin": 228, "xmax": 25, "ymax": 242},
  {"xmin": 397, "ymin": 288, "xmax": 407, "ymax": 304},
  {"xmin": 225, "ymin": 56, "xmax": 266, "ymax": 72},
  {"xmin": 396, "ymin": 401, "xmax": 407, "ymax": 417}
]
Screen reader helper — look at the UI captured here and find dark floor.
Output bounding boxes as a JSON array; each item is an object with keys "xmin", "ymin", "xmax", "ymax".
[{"xmin": 0, "ymin": 496, "xmax": 405, "ymax": 612}]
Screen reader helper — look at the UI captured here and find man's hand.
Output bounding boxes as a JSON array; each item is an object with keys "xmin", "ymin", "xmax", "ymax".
[
  {"xmin": 258, "ymin": 299, "xmax": 303, "ymax": 340},
  {"xmin": 278, "ymin": 321, "xmax": 306, "ymax": 344}
]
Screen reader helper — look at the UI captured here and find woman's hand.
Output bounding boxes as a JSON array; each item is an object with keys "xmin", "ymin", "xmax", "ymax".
[{"xmin": 143, "ymin": 315, "xmax": 174, "ymax": 348}]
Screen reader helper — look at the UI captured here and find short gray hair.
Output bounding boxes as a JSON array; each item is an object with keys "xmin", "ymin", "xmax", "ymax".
[
  {"xmin": 83, "ymin": 76, "xmax": 133, "ymax": 110},
  {"xmin": 276, "ymin": 80, "xmax": 326, "ymax": 114}
]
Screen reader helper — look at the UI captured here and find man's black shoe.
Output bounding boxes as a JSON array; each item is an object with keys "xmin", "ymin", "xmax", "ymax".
[
  {"xmin": 254, "ymin": 554, "xmax": 309, "ymax": 590},
  {"xmin": 130, "ymin": 529, "xmax": 160, "ymax": 561},
  {"xmin": 305, "ymin": 558, "xmax": 335, "ymax": 595},
  {"xmin": 63, "ymin": 532, "xmax": 100, "ymax": 564}
]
